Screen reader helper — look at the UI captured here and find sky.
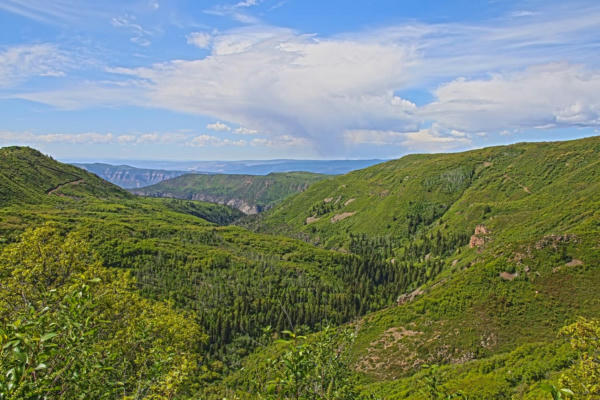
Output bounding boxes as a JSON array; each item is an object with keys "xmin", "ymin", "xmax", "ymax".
[{"xmin": 0, "ymin": 0, "xmax": 599, "ymax": 161}]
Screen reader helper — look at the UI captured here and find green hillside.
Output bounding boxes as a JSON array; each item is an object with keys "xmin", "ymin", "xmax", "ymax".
[
  {"xmin": 214, "ymin": 136, "xmax": 600, "ymax": 399},
  {"xmin": 256, "ymin": 137, "xmax": 600, "ymax": 248},
  {"xmin": 0, "ymin": 147, "xmax": 413, "ymax": 396},
  {"xmin": 0, "ymin": 146, "xmax": 129, "ymax": 204},
  {"xmin": 1, "ymin": 139, "xmax": 599, "ymax": 399},
  {"xmin": 132, "ymin": 171, "xmax": 328, "ymax": 214}
]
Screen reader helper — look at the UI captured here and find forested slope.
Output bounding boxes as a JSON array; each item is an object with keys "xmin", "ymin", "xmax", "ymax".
[
  {"xmin": 217, "ymin": 136, "xmax": 600, "ymax": 399},
  {"xmin": 0, "ymin": 147, "xmax": 415, "ymax": 388},
  {"xmin": 1, "ymin": 139, "xmax": 599, "ymax": 399},
  {"xmin": 132, "ymin": 171, "xmax": 327, "ymax": 214},
  {"xmin": 256, "ymin": 137, "xmax": 600, "ymax": 249}
]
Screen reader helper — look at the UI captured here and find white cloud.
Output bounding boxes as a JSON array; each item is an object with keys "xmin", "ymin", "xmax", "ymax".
[
  {"xmin": 235, "ymin": 0, "xmax": 261, "ymax": 8},
  {"xmin": 0, "ymin": 131, "xmax": 115, "ymax": 144},
  {"xmin": 206, "ymin": 121, "xmax": 231, "ymax": 131},
  {"xmin": 0, "ymin": 0, "xmax": 105, "ymax": 24},
  {"xmin": 343, "ymin": 129, "xmax": 404, "ymax": 146},
  {"xmin": 234, "ymin": 127, "xmax": 259, "ymax": 135},
  {"xmin": 187, "ymin": 32, "xmax": 212, "ymax": 49},
  {"xmin": 111, "ymin": 15, "xmax": 153, "ymax": 47},
  {"xmin": 188, "ymin": 134, "xmax": 246, "ymax": 147},
  {"xmin": 423, "ymin": 63, "xmax": 600, "ymax": 132},
  {"xmin": 402, "ymin": 127, "xmax": 471, "ymax": 151},
  {"xmin": 510, "ymin": 10, "xmax": 537, "ymax": 17},
  {"xmin": 87, "ymin": 26, "xmax": 417, "ymax": 155},
  {"xmin": 250, "ymin": 135, "xmax": 310, "ymax": 148},
  {"xmin": 0, "ymin": 131, "xmax": 198, "ymax": 146},
  {"xmin": 8, "ymin": 4, "xmax": 600, "ymax": 155},
  {"xmin": 344, "ymin": 125, "xmax": 471, "ymax": 151},
  {"xmin": 0, "ymin": 44, "xmax": 68, "ymax": 87},
  {"xmin": 204, "ymin": 0, "xmax": 263, "ymax": 24},
  {"xmin": 117, "ymin": 135, "xmax": 136, "ymax": 143}
]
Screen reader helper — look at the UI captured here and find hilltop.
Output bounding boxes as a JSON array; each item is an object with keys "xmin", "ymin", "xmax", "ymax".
[
  {"xmin": 132, "ymin": 171, "xmax": 328, "ymax": 214},
  {"xmin": 0, "ymin": 146, "xmax": 130, "ymax": 205}
]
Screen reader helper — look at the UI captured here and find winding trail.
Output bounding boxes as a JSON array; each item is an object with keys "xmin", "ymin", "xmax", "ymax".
[
  {"xmin": 503, "ymin": 174, "xmax": 532, "ymax": 194},
  {"xmin": 47, "ymin": 179, "xmax": 84, "ymax": 196}
]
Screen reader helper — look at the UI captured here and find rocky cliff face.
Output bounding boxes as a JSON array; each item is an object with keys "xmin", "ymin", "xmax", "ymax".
[
  {"xmin": 74, "ymin": 164, "xmax": 188, "ymax": 189},
  {"xmin": 138, "ymin": 191, "xmax": 262, "ymax": 214},
  {"xmin": 130, "ymin": 172, "xmax": 326, "ymax": 215}
]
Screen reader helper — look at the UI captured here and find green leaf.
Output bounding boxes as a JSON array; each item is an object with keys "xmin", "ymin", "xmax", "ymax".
[
  {"xmin": 40, "ymin": 332, "xmax": 58, "ymax": 342},
  {"xmin": 35, "ymin": 363, "xmax": 47, "ymax": 370}
]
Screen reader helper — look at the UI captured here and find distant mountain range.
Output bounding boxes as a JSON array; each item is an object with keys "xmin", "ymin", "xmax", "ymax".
[
  {"xmin": 73, "ymin": 158, "xmax": 384, "ymax": 174},
  {"xmin": 73, "ymin": 159, "xmax": 385, "ymax": 189},
  {"xmin": 73, "ymin": 163, "xmax": 189, "ymax": 189}
]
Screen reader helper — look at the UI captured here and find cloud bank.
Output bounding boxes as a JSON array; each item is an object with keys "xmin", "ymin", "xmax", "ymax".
[{"xmin": 5, "ymin": 3, "xmax": 600, "ymax": 155}]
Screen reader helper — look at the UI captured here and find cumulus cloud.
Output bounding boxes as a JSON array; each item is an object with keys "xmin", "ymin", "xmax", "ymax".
[
  {"xmin": 206, "ymin": 121, "xmax": 231, "ymax": 131},
  {"xmin": 234, "ymin": 127, "xmax": 259, "ymax": 135},
  {"xmin": 402, "ymin": 127, "xmax": 471, "ymax": 151},
  {"xmin": 0, "ymin": 44, "xmax": 68, "ymax": 87},
  {"xmin": 189, "ymin": 134, "xmax": 246, "ymax": 147},
  {"xmin": 344, "ymin": 125, "xmax": 471, "ymax": 151},
  {"xmin": 423, "ymin": 63, "xmax": 600, "ymax": 132},
  {"xmin": 187, "ymin": 32, "xmax": 212, "ymax": 49},
  {"xmin": 8, "ymin": 4, "xmax": 600, "ymax": 154},
  {"xmin": 0, "ymin": 131, "xmax": 201, "ymax": 146},
  {"xmin": 0, "ymin": 130, "xmax": 260, "ymax": 150},
  {"xmin": 236, "ymin": 0, "xmax": 260, "ymax": 7},
  {"xmin": 93, "ymin": 26, "xmax": 417, "ymax": 155},
  {"xmin": 0, "ymin": 131, "xmax": 115, "ymax": 144}
]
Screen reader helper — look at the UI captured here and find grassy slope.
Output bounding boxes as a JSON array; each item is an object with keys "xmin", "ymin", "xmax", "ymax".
[
  {"xmin": 0, "ymin": 147, "xmax": 368, "ymax": 370},
  {"xmin": 2, "ymin": 139, "xmax": 599, "ymax": 398},
  {"xmin": 223, "ymin": 136, "xmax": 600, "ymax": 398},
  {"xmin": 132, "ymin": 171, "xmax": 328, "ymax": 213},
  {"xmin": 0, "ymin": 146, "xmax": 129, "ymax": 204}
]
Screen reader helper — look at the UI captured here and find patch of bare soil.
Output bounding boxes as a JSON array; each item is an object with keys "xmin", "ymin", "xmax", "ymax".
[
  {"xmin": 565, "ymin": 258, "xmax": 583, "ymax": 267},
  {"xmin": 330, "ymin": 211, "xmax": 356, "ymax": 223},
  {"xmin": 499, "ymin": 271, "xmax": 518, "ymax": 281},
  {"xmin": 305, "ymin": 216, "xmax": 320, "ymax": 224},
  {"xmin": 355, "ymin": 326, "xmax": 423, "ymax": 374},
  {"xmin": 344, "ymin": 198, "xmax": 355, "ymax": 206},
  {"xmin": 323, "ymin": 197, "xmax": 334, "ymax": 203},
  {"xmin": 397, "ymin": 288, "xmax": 424, "ymax": 305}
]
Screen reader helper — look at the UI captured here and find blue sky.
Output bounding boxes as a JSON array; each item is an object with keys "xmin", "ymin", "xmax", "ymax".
[{"xmin": 0, "ymin": 0, "xmax": 599, "ymax": 161}]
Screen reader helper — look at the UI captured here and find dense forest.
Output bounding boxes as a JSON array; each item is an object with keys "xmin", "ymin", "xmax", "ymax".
[{"xmin": 1, "ymin": 138, "xmax": 599, "ymax": 399}]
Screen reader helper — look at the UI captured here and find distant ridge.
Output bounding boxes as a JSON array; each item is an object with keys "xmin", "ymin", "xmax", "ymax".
[
  {"xmin": 67, "ymin": 158, "xmax": 385, "ymax": 176},
  {"xmin": 74, "ymin": 163, "xmax": 189, "ymax": 189},
  {"xmin": 132, "ymin": 172, "xmax": 327, "ymax": 214}
]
